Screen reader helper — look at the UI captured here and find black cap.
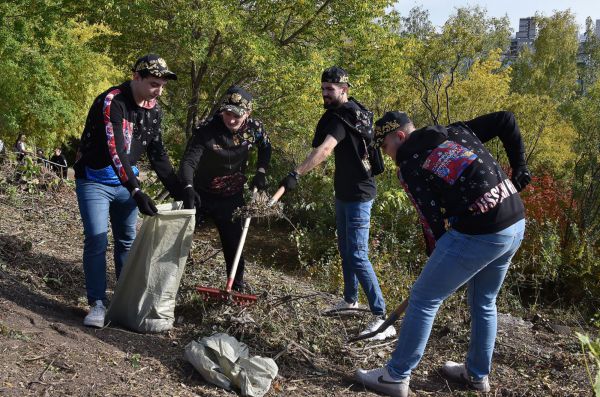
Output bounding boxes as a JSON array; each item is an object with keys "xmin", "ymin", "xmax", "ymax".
[
  {"xmin": 321, "ymin": 66, "xmax": 351, "ymax": 87},
  {"xmin": 132, "ymin": 54, "xmax": 177, "ymax": 80},
  {"xmin": 374, "ymin": 111, "xmax": 412, "ymax": 146},
  {"xmin": 220, "ymin": 86, "xmax": 253, "ymax": 116}
]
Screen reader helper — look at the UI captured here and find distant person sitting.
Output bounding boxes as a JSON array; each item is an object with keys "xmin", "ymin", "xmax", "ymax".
[
  {"xmin": 50, "ymin": 148, "xmax": 68, "ymax": 178},
  {"xmin": 13, "ymin": 134, "xmax": 31, "ymax": 161}
]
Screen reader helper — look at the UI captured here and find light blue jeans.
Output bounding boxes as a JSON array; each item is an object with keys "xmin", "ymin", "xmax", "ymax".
[
  {"xmin": 387, "ymin": 219, "xmax": 525, "ymax": 380},
  {"xmin": 335, "ymin": 198, "xmax": 386, "ymax": 315},
  {"xmin": 76, "ymin": 179, "xmax": 138, "ymax": 305}
]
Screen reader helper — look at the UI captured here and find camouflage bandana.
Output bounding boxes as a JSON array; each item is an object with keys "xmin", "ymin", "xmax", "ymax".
[
  {"xmin": 132, "ymin": 54, "xmax": 177, "ymax": 80},
  {"xmin": 220, "ymin": 86, "xmax": 253, "ymax": 116},
  {"xmin": 374, "ymin": 111, "xmax": 411, "ymax": 147}
]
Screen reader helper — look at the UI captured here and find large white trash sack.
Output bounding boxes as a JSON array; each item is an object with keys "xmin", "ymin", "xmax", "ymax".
[
  {"xmin": 106, "ymin": 202, "xmax": 195, "ymax": 333},
  {"xmin": 184, "ymin": 333, "xmax": 278, "ymax": 397}
]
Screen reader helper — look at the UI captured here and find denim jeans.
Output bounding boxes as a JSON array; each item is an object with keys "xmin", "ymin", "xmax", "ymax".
[
  {"xmin": 76, "ymin": 179, "xmax": 138, "ymax": 305},
  {"xmin": 335, "ymin": 198, "xmax": 386, "ymax": 315},
  {"xmin": 387, "ymin": 219, "xmax": 525, "ymax": 380}
]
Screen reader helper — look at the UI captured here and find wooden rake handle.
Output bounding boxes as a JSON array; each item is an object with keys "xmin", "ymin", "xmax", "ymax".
[
  {"xmin": 267, "ymin": 186, "xmax": 286, "ymax": 207},
  {"xmin": 347, "ymin": 298, "xmax": 409, "ymax": 343}
]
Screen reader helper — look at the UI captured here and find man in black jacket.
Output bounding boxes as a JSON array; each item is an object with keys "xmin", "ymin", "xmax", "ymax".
[
  {"xmin": 179, "ymin": 86, "xmax": 272, "ymax": 292},
  {"xmin": 74, "ymin": 54, "xmax": 181, "ymax": 328},
  {"xmin": 355, "ymin": 111, "xmax": 531, "ymax": 397},
  {"xmin": 50, "ymin": 148, "xmax": 68, "ymax": 178},
  {"xmin": 278, "ymin": 66, "xmax": 395, "ymax": 340}
]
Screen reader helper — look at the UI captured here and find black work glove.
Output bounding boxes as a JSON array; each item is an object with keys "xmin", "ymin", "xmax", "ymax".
[
  {"xmin": 279, "ymin": 171, "xmax": 299, "ymax": 192},
  {"xmin": 182, "ymin": 186, "xmax": 201, "ymax": 210},
  {"xmin": 250, "ymin": 171, "xmax": 267, "ymax": 191},
  {"xmin": 511, "ymin": 166, "xmax": 532, "ymax": 192},
  {"xmin": 133, "ymin": 190, "xmax": 158, "ymax": 216}
]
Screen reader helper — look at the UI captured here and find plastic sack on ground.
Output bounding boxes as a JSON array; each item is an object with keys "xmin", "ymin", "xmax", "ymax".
[
  {"xmin": 184, "ymin": 333, "xmax": 278, "ymax": 397},
  {"xmin": 106, "ymin": 202, "xmax": 195, "ymax": 333}
]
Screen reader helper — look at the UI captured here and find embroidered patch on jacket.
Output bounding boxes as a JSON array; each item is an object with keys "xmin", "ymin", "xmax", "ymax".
[{"xmin": 422, "ymin": 140, "xmax": 477, "ymax": 185}]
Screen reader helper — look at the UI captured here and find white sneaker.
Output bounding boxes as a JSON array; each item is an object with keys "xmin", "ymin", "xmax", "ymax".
[
  {"xmin": 360, "ymin": 315, "xmax": 397, "ymax": 341},
  {"xmin": 355, "ymin": 367, "xmax": 410, "ymax": 397},
  {"xmin": 441, "ymin": 361, "xmax": 490, "ymax": 392},
  {"xmin": 325, "ymin": 299, "xmax": 359, "ymax": 315},
  {"xmin": 83, "ymin": 300, "xmax": 106, "ymax": 328}
]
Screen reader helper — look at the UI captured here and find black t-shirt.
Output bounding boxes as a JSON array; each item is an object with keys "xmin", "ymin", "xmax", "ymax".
[{"xmin": 312, "ymin": 101, "xmax": 376, "ymax": 202}]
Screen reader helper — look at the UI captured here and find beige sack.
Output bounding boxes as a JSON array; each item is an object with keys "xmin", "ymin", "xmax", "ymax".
[{"xmin": 106, "ymin": 202, "xmax": 195, "ymax": 333}]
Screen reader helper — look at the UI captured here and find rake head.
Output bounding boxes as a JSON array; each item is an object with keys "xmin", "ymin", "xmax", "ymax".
[{"xmin": 196, "ymin": 285, "xmax": 258, "ymax": 306}]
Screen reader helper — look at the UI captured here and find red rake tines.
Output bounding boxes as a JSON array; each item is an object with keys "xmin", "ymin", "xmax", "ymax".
[{"xmin": 196, "ymin": 285, "xmax": 258, "ymax": 306}]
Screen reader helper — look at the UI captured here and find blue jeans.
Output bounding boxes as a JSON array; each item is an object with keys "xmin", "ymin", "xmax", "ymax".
[
  {"xmin": 335, "ymin": 199, "xmax": 386, "ymax": 315},
  {"xmin": 387, "ymin": 219, "xmax": 525, "ymax": 380},
  {"xmin": 76, "ymin": 179, "xmax": 138, "ymax": 305}
]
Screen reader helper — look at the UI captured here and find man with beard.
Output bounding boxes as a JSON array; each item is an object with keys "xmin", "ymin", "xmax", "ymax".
[
  {"xmin": 74, "ymin": 54, "xmax": 182, "ymax": 328},
  {"xmin": 278, "ymin": 66, "xmax": 395, "ymax": 340}
]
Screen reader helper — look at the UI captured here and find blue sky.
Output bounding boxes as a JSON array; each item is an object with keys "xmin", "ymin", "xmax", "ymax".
[{"xmin": 395, "ymin": 0, "xmax": 600, "ymax": 34}]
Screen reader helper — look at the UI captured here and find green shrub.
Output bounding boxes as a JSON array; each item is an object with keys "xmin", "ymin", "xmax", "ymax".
[{"xmin": 576, "ymin": 333, "xmax": 600, "ymax": 396}]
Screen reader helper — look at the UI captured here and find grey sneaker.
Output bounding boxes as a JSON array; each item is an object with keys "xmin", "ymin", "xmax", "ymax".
[
  {"xmin": 360, "ymin": 315, "xmax": 397, "ymax": 341},
  {"xmin": 325, "ymin": 299, "xmax": 359, "ymax": 315},
  {"xmin": 355, "ymin": 367, "xmax": 410, "ymax": 397},
  {"xmin": 83, "ymin": 300, "xmax": 106, "ymax": 328},
  {"xmin": 441, "ymin": 361, "xmax": 490, "ymax": 392}
]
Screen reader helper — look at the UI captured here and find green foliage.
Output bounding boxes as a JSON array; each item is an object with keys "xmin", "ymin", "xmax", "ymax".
[
  {"xmin": 511, "ymin": 11, "xmax": 579, "ymax": 101},
  {"xmin": 451, "ymin": 49, "xmax": 511, "ymax": 120},
  {"xmin": 508, "ymin": 219, "xmax": 563, "ymax": 305},
  {"xmin": 78, "ymin": 0, "xmax": 394, "ymax": 147},
  {"xmin": 568, "ymin": 80, "xmax": 600, "ymax": 240},
  {"xmin": 402, "ymin": 6, "xmax": 511, "ymax": 125},
  {"xmin": 504, "ymin": 94, "xmax": 577, "ymax": 174},
  {"xmin": 576, "ymin": 333, "xmax": 600, "ymax": 396},
  {"xmin": 578, "ymin": 18, "xmax": 600, "ymax": 93},
  {"xmin": 0, "ymin": 0, "xmax": 121, "ymax": 150}
]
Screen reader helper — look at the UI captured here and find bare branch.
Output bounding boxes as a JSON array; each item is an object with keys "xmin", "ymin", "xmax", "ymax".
[
  {"xmin": 280, "ymin": 0, "xmax": 334, "ymax": 46},
  {"xmin": 280, "ymin": 12, "xmax": 293, "ymax": 43},
  {"xmin": 444, "ymin": 55, "xmax": 461, "ymax": 124},
  {"xmin": 185, "ymin": 30, "xmax": 222, "ymax": 137}
]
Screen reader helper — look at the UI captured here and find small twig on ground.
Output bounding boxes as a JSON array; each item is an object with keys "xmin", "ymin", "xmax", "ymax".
[
  {"xmin": 322, "ymin": 307, "xmax": 371, "ymax": 316},
  {"xmin": 269, "ymin": 292, "xmax": 326, "ymax": 308},
  {"xmin": 358, "ymin": 339, "xmax": 396, "ymax": 351},
  {"xmin": 39, "ymin": 356, "xmax": 57, "ymax": 382},
  {"xmin": 24, "ymin": 355, "xmax": 46, "ymax": 362},
  {"xmin": 198, "ymin": 248, "xmax": 223, "ymax": 264},
  {"xmin": 273, "ymin": 343, "xmax": 289, "ymax": 361}
]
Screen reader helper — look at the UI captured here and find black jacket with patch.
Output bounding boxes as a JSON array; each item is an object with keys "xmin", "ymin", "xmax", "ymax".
[
  {"xmin": 179, "ymin": 115, "xmax": 271, "ymax": 196},
  {"xmin": 396, "ymin": 111, "xmax": 526, "ymax": 253},
  {"xmin": 74, "ymin": 81, "xmax": 180, "ymax": 196}
]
